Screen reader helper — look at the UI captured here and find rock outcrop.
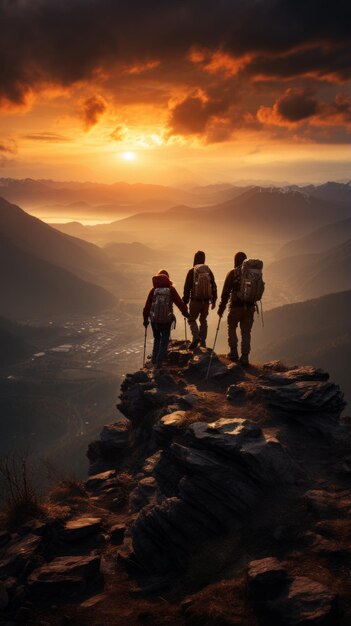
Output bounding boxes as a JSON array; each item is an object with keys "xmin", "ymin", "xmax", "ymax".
[{"xmin": 1, "ymin": 344, "xmax": 350, "ymax": 625}]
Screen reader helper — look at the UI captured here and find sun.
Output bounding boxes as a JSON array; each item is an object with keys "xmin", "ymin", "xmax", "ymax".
[{"xmin": 121, "ymin": 151, "xmax": 137, "ymax": 162}]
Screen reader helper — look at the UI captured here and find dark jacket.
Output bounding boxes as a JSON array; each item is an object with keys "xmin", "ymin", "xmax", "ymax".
[
  {"xmin": 143, "ymin": 274, "xmax": 188, "ymax": 324},
  {"xmin": 218, "ymin": 267, "xmax": 249, "ymax": 316},
  {"xmin": 183, "ymin": 267, "xmax": 217, "ymax": 305}
]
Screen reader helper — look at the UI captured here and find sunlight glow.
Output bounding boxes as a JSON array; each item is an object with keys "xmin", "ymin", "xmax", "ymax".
[{"xmin": 121, "ymin": 151, "xmax": 137, "ymax": 161}]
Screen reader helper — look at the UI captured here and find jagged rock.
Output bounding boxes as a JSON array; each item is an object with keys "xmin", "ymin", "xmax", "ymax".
[
  {"xmin": 0, "ymin": 581, "xmax": 9, "ymax": 609},
  {"xmin": 304, "ymin": 490, "xmax": 351, "ymax": 516},
  {"xmin": 263, "ymin": 360, "xmax": 292, "ymax": 371},
  {"xmin": 248, "ymin": 557, "xmax": 288, "ymax": 601},
  {"xmin": 186, "ymin": 418, "xmax": 262, "ymax": 451},
  {"xmin": 227, "ymin": 383, "xmax": 246, "ymax": 400},
  {"xmin": 259, "ymin": 380, "xmax": 345, "ymax": 415},
  {"xmin": 0, "ymin": 534, "xmax": 42, "ymax": 577},
  {"xmin": 304, "ymin": 532, "xmax": 346, "ymax": 556},
  {"xmin": 268, "ymin": 576, "xmax": 337, "ymax": 625},
  {"xmin": 167, "ymin": 348, "xmax": 192, "ymax": 366},
  {"xmin": 129, "ymin": 477, "xmax": 157, "ymax": 512},
  {"xmin": 118, "ymin": 380, "xmax": 155, "ymax": 419},
  {"xmin": 0, "ymin": 530, "xmax": 11, "ymax": 549},
  {"xmin": 153, "ymin": 410, "xmax": 188, "ymax": 445},
  {"xmin": 27, "ymin": 554, "xmax": 101, "ymax": 596},
  {"xmin": 61, "ymin": 517, "xmax": 102, "ymax": 542},
  {"xmin": 20, "ymin": 519, "xmax": 53, "ymax": 538},
  {"xmin": 87, "ymin": 418, "xmax": 131, "ymax": 473},
  {"xmin": 85, "ymin": 470, "xmax": 117, "ymax": 491},
  {"xmin": 100, "ymin": 419, "xmax": 131, "ymax": 449},
  {"xmin": 121, "ymin": 371, "xmax": 149, "ymax": 390},
  {"xmin": 261, "ymin": 365, "xmax": 329, "ymax": 385},
  {"xmin": 80, "ymin": 592, "xmax": 107, "ymax": 608},
  {"xmin": 142, "ymin": 451, "xmax": 162, "ymax": 475},
  {"xmin": 188, "ymin": 351, "xmax": 228, "ymax": 379},
  {"xmin": 142, "ymin": 387, "xmax": 167, "ymax": 408},
  {"xmin": 181, "ymin": 392, "xmax": 200, "ymax": 407},
  {"xmin": 109, "ymin": 524, "xmax": 126, "ymax": 545}
]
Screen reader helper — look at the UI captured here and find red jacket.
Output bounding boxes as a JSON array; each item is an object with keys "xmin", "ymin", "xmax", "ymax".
[{"xmin": 143, "ymin": 274, "xmax": 188, "ymax": 323}]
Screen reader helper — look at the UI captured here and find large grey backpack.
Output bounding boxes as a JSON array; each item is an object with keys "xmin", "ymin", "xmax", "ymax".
[
  {"xmin": 150, "ymin": 287, "xmax": 173, "ymax": 324},
  {"xmin": 237, "ymin": 259, "xmax": 265, "ymax": 303},
  {"xmin": 192, "ymin": 264, "xmax": 213, "ymax": 300}
]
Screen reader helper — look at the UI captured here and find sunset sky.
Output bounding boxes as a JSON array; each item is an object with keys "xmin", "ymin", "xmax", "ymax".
[{"xmin": 0, "ymin": 0, "xmax": 350, "ymax": 185}]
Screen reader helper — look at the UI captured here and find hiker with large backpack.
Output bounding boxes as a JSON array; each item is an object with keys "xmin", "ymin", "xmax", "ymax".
[
  {"xmin": 143, "ymin": 269, "xmax": 189, "ymax": 368},
  {"xmin": 217, "ymin": 252, "xmax": 265, "ymax": 366},
  {"xmin": 183, "ymin": 250, "xmax": 217, "ymax": 350}
]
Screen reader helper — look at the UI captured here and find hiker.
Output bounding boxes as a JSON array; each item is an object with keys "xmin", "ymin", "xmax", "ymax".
[
  {"xmin": 217, "ymin": 252, "xmax": 264, "ymax": 366},
  {"xmin": 183, "ymin": 250, "xmax": 217, "ymax": 349},
  {"xmin": 143, "ymin": 269, "xmax": 189, "ymax": 368}
]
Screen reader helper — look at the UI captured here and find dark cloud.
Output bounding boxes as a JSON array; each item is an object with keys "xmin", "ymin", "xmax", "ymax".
[
  {"xmin": 0, "ymin": 0, "xmax": 350, "ymax": 108},
  {"xmin": 317, "ymin": 95, "xmax": 351, "ymax": 125},
  {"xmin": 79, "ymin": 95, "xmax": 107, "ymax": 130},
  {"xmin": 257, "ymin": 89, "xmax": 351, "ymax": 138},
  {"xmin": 276, "ymin": 89, "xmax": 318, "ymax": 122},
  {"xmin": 168, "ymin": 94, "xmax": 225, "ymax": 135},
  {"xmin": 23, "ymin": 132, "xmax": 71, "ymax": 142}
]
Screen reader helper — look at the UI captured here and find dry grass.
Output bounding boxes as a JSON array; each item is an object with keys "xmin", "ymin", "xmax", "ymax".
[
  {"xmin": 184, "ymin": 576, "xmax": 258, "ymax": 626},
  {"xmin": 0, "ymin": 451, "xmax": 44, "ymax": 526},
  {"xmin": 48, "ymin": 478, "xmax": 88, "ymax": 504}
]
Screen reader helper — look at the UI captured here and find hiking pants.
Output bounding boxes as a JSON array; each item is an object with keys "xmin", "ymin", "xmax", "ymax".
[
  {"xmin": 188, "ymin": 299, "xmax": 210, "ymax": 341},
  {"xmin": 227, "ymin": 305, "xmax": 255, "ymax": 356},
  {"xmin": 151, "ymin": 322, "xmax": 171, "ymax": 366}
]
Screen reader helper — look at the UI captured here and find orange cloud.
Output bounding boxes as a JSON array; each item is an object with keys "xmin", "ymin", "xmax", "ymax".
[
  {"xmin": 189, "ymin": 48, "xmax": 251, "ymax": 78},
  {"xmin": 80, "ymin": 95, "xmax": 107, "ymax": 131},
  {"xmin": 257, "ymin": 89, "xmax": 351, "ymax": 131}
]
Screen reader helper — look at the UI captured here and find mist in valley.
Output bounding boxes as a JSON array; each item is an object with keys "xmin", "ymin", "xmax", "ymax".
[{"xmin": 0, "ymin": 180, "xmax": 350, "ymax": 484}]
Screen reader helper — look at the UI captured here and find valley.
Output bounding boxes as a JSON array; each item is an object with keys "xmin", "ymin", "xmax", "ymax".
[{"xmin": 0, "ymin": 308, "xmax": 147, "ymax": 480}]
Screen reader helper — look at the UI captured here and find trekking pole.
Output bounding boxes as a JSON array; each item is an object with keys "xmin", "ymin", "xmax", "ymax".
[
  {"xmin": 260, "ymin": 301, "xmax": 264, "ymax": 328},
  {"xmin": 206, "ymin": 316, "xmax": 222, "ymax": 380},
  {"xmin": 143, "ymin": 325, "xmax": 147, "ymax": 367},
  {"xmin": 184, "ymin": 317, "xmax": 188, "ymax": 346}
]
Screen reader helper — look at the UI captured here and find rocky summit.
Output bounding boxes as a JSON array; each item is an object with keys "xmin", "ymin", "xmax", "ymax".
[{"xmin": 1, "ymin": 342, "xmax": 351, "ymax": 626}]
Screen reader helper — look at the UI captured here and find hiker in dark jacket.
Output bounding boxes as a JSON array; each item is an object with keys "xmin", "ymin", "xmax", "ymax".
[
  {"xmin": 183, "ymin": 250, "xmax": 217, "ymax": 349},
  {"xmin": 217, "ymin": 252, "xmax": 254, "ymax": 366},
  {"xmin": 143, "ymin": 270, "xmax": 189, "ymax": 367}
]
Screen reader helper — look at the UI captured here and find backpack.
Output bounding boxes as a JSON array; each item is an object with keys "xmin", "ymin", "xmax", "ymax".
[
  {"xmin": 150, "ymin": 287, "xmax": 173, "ymax": 324},
  {"xmin": 236, "ymin": 259, "xmax": 265, "ymax": 304},
  {"xmin": 192, "ymin": 264, "xmax": 213, "ymax": 300}
]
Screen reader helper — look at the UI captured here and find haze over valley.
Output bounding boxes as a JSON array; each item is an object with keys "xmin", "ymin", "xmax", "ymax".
[{"xmin": 0, "ymin": 177, "xmax": 350, "ymax": 481}]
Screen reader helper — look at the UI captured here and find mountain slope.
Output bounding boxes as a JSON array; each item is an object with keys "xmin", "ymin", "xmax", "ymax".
[
  {"xmin": 253, "ymin": 290, "xmax": 351, "ymax": 404},
  {"xmin": 0, "ymin": 316, "xmax": 34, "ymax": 366},
  {"xmin": 276, "ymin": 216, "xmax": 351, "ymax": 259},
  {"xmin": 103, "ymin": 241, "xmax": 167, "ymax": 264},
  {"xmin": 0, "ymin": 197, "xmax": 112, "ymax": 280},
  {"xmin": 0, "ymin": 234, "xmax": 115, "ymax": 319},
  {"xmin": 211, "ymin": 188, "xmax": 350, "ymax": 236},
  {"xmin": 267, "ymin": 239, "xmax": 351, "ymax": 300}
]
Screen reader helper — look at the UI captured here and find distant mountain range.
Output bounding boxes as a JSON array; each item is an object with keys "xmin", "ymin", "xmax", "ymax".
[
  {"xmin": 103, "ymin": 241, "xmax": 167, "ymax": 265},
  {"xmin": 1, "ymin": 177, "xmax": 350, "ymax": 222},
  {"xmin": 276, "ymin": 216, "xmax": 351, "ymax": 258},
  {"xmin": 0, "ymin": 178, "xmax": 241, "ymax": 218},
  {"xmin": 90, "ymin": 187, "xmax": 350, "ymax": 247},
  {"xmin": 253, "ymin": 290, "xmax": 351, "ymax": 405}
]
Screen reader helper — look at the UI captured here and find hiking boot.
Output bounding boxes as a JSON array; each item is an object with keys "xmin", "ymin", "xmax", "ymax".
[
  {"xmin": 189, "ymin": 337, "xmax": 200, "ymax": 350},
  {"xmin": 228, "ymin": 350, "xmax": 239, "ymax": 362},
  {"xmin": 239, "ymin": 354, "xmax": 249, "ymax": 367}
]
